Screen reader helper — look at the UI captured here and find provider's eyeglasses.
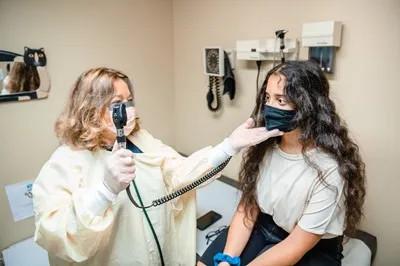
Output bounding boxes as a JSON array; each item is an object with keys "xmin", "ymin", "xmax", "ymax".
[{"xmin": 205, "ymin": 225, "xmax": 228, "ymax": 245}]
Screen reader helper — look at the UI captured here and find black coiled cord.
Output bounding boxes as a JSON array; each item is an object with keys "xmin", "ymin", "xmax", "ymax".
[
  {"xmin": 126, "ymin": 157, "xmax": 231, "ymax": 209},
  {"xmin": 207, "ymin": 76, "xmax": 222, "ymax": 112}
]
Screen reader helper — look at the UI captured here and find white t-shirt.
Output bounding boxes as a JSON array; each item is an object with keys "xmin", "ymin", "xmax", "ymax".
[{"xmin": 256, "ymin": 145, "xmax": 345, "ymax": 239}]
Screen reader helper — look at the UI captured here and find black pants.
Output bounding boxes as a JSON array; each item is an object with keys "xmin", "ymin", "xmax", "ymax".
[{"xmin": 200, "ymin": 213, "xmax": 343, "ymax": 266}]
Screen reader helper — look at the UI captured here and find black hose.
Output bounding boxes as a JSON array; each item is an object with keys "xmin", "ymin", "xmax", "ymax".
[{"xmin": 127, "ymin": 182, "xmax": 165, "ymax": 266}]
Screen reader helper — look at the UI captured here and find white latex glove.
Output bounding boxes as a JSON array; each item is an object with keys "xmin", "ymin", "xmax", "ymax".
[
  {"xmin": 104, "ymin": 145, "xmax": 136, "ymax": 195},
  {"xmin": 228, "ymin": 118, "xmax": 283, "ymax": 153}
]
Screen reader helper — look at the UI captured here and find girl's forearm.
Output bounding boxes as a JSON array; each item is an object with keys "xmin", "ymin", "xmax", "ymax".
[{"xmin": 223, "ymin": 204, "xmax": 259, "ymax": 257}]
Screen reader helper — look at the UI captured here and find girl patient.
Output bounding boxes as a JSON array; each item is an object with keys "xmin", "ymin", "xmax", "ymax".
[{"xmin": 199, "ymin": 61, "xmax": 366, "ymax": 266}]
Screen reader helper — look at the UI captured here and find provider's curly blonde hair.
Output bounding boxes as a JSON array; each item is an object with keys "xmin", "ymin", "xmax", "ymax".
[{"xmin": 55, "ymin": 67, "xmax": 140, "ymax": 151}]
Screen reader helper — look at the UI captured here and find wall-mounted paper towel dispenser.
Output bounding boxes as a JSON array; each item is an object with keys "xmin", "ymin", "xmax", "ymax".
[{"xmin": 302, "ymin": 21, "xmax": 343, "ymax": 73}]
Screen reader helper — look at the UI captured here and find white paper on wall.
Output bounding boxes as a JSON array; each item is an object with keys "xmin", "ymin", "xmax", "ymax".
[{"xmin": 4, "ymin": 180, "xmax": 34, "ymax": 222}]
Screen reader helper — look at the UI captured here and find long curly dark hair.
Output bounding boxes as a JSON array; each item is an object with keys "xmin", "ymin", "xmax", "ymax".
[{"xmin": 239, "ymin": 61, "xmax": 366, "ymax": 236}]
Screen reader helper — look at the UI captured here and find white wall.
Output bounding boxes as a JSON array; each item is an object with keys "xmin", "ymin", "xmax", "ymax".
[
  {"xmin": 172, "ymin": 0, "xmax": 400, "ymax": 265},
  {"xmin": 0, "ymin": 0, "xmax": 174, "ymax": 251}
]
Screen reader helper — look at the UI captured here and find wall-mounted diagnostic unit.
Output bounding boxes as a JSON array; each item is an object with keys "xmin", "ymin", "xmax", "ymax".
[
  {"xmin": 203, "ymin": 47, "xmax": 236, "ymax": 112},
  {"xmin": 236, "ymin": 38, "xmax": 299, "ymax": 61}
]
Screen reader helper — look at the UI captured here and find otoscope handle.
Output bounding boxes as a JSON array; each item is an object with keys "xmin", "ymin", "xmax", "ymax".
[
  {"xmin": 112, "ymin": 103, "xmax": 127, "ymax": 149},
  {"xmin": 116, "ymin": 129, "xmax": 126, "ymax": 149},
  {"xmin": 117, "ymin": 141, "xmax": 126, "ymax": 149}
]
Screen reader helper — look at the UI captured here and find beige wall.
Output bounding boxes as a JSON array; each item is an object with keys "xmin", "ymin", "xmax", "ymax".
[
  {"xmin": 173, "ymin": 0, "xmax": 400, "ymax": 265},
  {"xmin": 0, "ymin": 0, "xmax": 174, "ymax": 251},
  {"xmin": 1, "ymin": 0, "xmax": 399, "ymax": 265}
]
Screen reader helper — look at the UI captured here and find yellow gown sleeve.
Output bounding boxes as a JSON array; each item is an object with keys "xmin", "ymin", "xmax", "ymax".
[
  {"xmin": 152, "ymin": 138, "xmax": 225, "ymax": 212},
  {"xmin": 161, "ymin": 146, "xmax": 216, "ymax": 190},
  {"xmin": 32, "ymin": 153, "xmax": 114, "ymax": 263}
]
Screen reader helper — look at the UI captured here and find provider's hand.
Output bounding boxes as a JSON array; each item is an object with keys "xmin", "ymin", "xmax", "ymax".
[
  {"xmin": 104, "ymin": 147, "xmax": 136, "ymax": 194},
  {"xmin": 228, "ymin": 118, "xmax": 283, "ymax": 152}
]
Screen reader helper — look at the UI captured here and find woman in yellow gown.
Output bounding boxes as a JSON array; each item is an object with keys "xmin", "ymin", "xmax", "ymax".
[{"xmin": 32, "ymin": 67, "xmax": 282, "ymax": 265}]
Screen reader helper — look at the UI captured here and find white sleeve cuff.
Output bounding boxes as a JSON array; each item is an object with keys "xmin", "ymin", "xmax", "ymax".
[
  {"xmin": 83, "ymin": 182, "xmax": 117, "ymax": 216},
  {"xmin": 99, "ymin": 181, "xmax": 118, "ymax": 202},
  {"xmin": 221, "ymin": 138, "xmax": 240, "ymax": 156},
  {"xmin": 208, "ymin": 138, "xmax": 237, "ymax": 168}
]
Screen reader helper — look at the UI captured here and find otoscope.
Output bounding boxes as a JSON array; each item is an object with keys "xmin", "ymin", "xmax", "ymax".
[
  {"xmin": 112, "ymin": 103, "xmax": 127, "ymax": 149},
  {"xmin": 275, "ymin": 29, "xmax": 288, "ymax": 63}
]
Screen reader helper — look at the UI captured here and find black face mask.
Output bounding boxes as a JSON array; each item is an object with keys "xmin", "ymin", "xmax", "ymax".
[{"xmin": 263, "ymin": 105, "xmax": 297, "ymax": 132}]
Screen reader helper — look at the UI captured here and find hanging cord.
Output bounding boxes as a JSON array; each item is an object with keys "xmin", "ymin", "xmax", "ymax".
[
  {"xmin": 256, "ymin": 60, "xmax": 262, "ymax": 93},
  {"xmin": 129, "ymin": 181, "xmax": 165, "ymax": 266},
  {"xmin": 207, "ymin": 76, "xmax": 222, "ymax": 112},
  {"xmin": 272, "ymin": 37, "xmax": 278, "ymax": 67}
]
